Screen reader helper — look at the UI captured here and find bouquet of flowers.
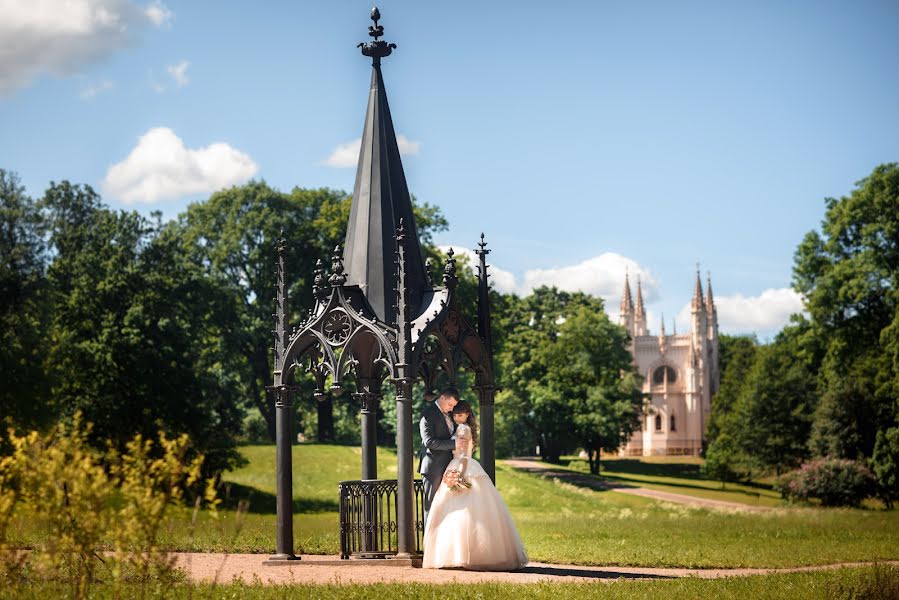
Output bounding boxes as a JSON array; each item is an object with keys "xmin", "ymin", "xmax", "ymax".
[{"xmin": 442, "ymin": 469, "xmax": 472, "ymax": 493}]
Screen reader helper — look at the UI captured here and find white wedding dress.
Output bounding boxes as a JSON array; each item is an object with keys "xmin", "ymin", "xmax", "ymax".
[{"xmin": 422, "ymin": 423, "xmax": 529, "ymax": 570}]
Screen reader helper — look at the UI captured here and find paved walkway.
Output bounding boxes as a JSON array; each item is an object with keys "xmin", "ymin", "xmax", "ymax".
[
  {"xmin": 503, "ymin": 458, "xmax": 772, "ymax": 512},
  {"xmin": 175, "ymin": 553, "xmax": 895, "ymax": 585}
]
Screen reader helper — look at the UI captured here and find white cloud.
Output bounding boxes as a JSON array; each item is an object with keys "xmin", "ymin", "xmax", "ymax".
[
  {"xmin": 437, "ymin": 247, "xmax": 657, "ymax": 313},
  {"xmin": 322, "ymin": 134, "xmax": 421, "ymax": 167},
  {"xmin": 144, "ymin": 1, "xmax": 172, "ymax": 26},
  {"xmin": 102, "ymin": 127, "xmax": 258, "ymax": 203},
  {"xmin": 676, "ymin": 287, "xmax": 805, "ymax": 337},
  {"xmin": 166, "ymin": 59, "xmax": 188, "ymax": 86},
  {"xmin": 0, "ymin": 0, "xmax": 172, "ymax": 96},
  {"xmin": 519, "ymin": 253, "xmax": 658, "ymax": 304},
  {"xmin": 79, "ymin": 79, "xmax": 113, "ymax": 99}
]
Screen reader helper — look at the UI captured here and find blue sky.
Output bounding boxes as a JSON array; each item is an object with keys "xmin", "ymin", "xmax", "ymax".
[{"xmin": 2, "ymin": 0, "xmax": 898, "ymax": 338}]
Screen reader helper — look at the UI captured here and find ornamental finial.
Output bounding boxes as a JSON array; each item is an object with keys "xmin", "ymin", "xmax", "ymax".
[
  {"xmin": 313, "ymin": 259, "xmax": 328, "ymax": 302},
  {"xmin": 475, "ymin": 232, "xmax": 491, "ymax": 257},
  {"xmin": 357, "ymin": 6, "xmax": 397, "ymax": 63},
  {"xmin": 443, "ymin": 247, "xmax": 457, "ymax": 287},
  {"xmin": 329, "ymin": 245, "xmax": 347, "ymax": 287}
]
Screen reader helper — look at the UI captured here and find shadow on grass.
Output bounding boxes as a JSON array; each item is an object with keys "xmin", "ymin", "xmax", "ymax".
[
  {"xmin": 219, "ymin": 482, "xmax": 339, "ymax": 514},
  {"xmin": 518, "ymin": 565, "xmax": 674, "ymax": 580},
  {"xmin": 567, "ymin": 458, "xmax": 775, "ymax": 492},
  {"xmin": 600, "ymin": 474, "xmax": 771, "ymax": 502}
]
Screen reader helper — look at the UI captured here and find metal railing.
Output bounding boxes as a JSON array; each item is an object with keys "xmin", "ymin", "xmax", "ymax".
[{"xmin": 338, "ymin": 479, "xmax": 425, "ymax": 558}]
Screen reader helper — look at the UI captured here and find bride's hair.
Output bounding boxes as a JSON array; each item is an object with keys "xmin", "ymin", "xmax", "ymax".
[{"xmin": 452, "ymin": 400, "xmax": 479, "ymax": 449}]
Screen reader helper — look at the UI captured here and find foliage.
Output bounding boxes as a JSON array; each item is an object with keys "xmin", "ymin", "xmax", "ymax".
[
  {"xmin": 542, "ymin": 307, "xmax": 643, "ymax": 473},
  {"xmin": 493, "ymin": 288, "xmax": 640, "ymax": 464},
  {"xmin": 776, "ymin": 458, "xmax": 875, "ymax": 507},
  {"xmin": 41, "ymin": 181, "xmax": 244, "ymax": 474},
  {"xmin": 794, "ymin": 163, "xmax": 899, "ymax": 460},
  {"xmin": 0, "ymin": 169, "xmax": 50, "ymax": 433},
  {"xmin": 871, "ymin": 426, "xmax": 899, "ymax": 508},
  {"xmin": 702, "ymin": 433, "xmax": 746, "ymax": 486},
  {"xmin": 0, "ymin": 416, "xmax": 216, "ymax": 598},
  {"xmin": 704, "ymin": 323, "xmax": 819, "ymax": 479}
]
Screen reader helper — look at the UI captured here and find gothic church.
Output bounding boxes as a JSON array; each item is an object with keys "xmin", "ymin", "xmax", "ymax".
[{"xmin": 619, "ymin": 272, "xmax": 720, "ymax": 456}]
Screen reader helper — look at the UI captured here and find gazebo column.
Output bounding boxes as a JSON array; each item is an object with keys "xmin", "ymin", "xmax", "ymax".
[
  {"xmin": 394, "ymin": 379, "xmax": 415, "ymax": 557},
  {"xmin": 271, "ymin": 386, "xmax": 298, "ymax": 560},
  {"xmin": 356, "ymin": 391, "xmax": 380, "ymax": 479},
  {"xmin": 476, "ymin": 384, "xmax": 497, "ymax": 483}
]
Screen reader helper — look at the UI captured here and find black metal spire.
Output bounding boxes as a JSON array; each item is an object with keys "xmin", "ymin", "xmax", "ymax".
[{"xmin": 343, "ymin": 7, "xmax": 428, "ymax": 326}]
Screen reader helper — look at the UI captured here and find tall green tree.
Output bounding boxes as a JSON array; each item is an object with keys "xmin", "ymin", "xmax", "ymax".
[
  {"xmin": 0, "ymin": 169, "xmax": 50, "ymax": 431},
  {"xmin": 733, "ymin": 326, "xmax": 818, "ymax": 474},
  {"xmin": 494, "ymin": 287, "xmax": 640, "ymax": 464},
  {"xmin": 703, "ymin": 335, "xmax": 758, "ymax": 483},
  {"xmin": 794, "ymin": 163, "xmax": 899, "ymax": 460},
  {"xmin": 42, "ymin": 181, "xmax": 244, "ymax": 473},
  {"xmin": 704, "ymin": 323, "xmax": 819, "ymax": 478},
  {"xmin": 542, "ymin": 306, "xmax": 642, "ymax": 474}
]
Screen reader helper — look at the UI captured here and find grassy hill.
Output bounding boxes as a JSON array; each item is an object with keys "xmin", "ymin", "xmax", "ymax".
[
  {"xmin": 9, "ymin": 444, "xmax": 896, "ymax": 567},
  {"xmin": 188, "ymin": 445, "xmax": 899, "ymax": 567}
]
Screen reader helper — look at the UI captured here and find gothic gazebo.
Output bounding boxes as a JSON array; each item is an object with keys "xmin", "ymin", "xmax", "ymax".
[{"xmin": 267, "ymin": 8, "xmax": 497, "ymax": 562}]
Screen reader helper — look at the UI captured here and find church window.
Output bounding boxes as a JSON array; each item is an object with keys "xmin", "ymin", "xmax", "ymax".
[
  {"xmin": 670, "ymin": 414, "xmax": 677, "ymax": 431},
  {"xmin": 652, "ymin": 365, "xmax": 677, "ymax": 385},
  {"xmin": 655, "ymin": 414, "xmax": 662, "ymax": 431}
]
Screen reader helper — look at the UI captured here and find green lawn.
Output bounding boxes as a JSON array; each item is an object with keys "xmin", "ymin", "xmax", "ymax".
[
  {"xmin": 7, "ymin": 444, "xmax": 899, "ymax": 568},
  {"xmin": 4, "ymin": 566, "xmax": 899, "ymax": 600},
  {"xmin": 558, "ymin": 455, "xmax": 783, "ymax": 508}
]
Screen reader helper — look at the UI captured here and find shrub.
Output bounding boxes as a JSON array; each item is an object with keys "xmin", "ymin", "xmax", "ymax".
[
  {"xmin": 242, "ymin": 413, "xmax": 271, "ymax": 445},
  {"xmin": 776, "ymin": 457, "xmax": 875, "ymax": 507},
  {"xmin": 0, "ymin": 415, "xmax": 217, "ymax": 598}
]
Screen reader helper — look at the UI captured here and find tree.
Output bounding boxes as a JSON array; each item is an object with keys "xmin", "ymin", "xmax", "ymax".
[
  {"xmin": 0, "ymin": 170, "xmax": 50, "ymax": 432},
  {"xmin": 794, "ymin": 163, "xmax": 899, "ymax": 460},
  {"xmin": 871, "ymin": 426, "xmax": 899, "ymax": 508},
  {"xmin": 704, "ymin": 323, "xmax": 818, "ymax": 478},
  {"xmin": 494, "ymin": 287, "xmax": 640, "ymax": 466},
  {"xmin": 706, "ymin": 335, "xmax": 758, "ymax": 444},
  {"xmin": 543, "ymin": 307, "xmax": 642, "ymax": 474},
  {"xmin": 42, "ymin": 181, "xmax": 244, "ymax": 473},
  {"xmin": 733, "ymin": 330, "xmax": 817, "ymax": 474}
]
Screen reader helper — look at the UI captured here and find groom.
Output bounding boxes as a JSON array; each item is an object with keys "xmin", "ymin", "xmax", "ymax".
[{"xmin": 418, "ymin": 386, "xmax": 463, "ymax": 527}]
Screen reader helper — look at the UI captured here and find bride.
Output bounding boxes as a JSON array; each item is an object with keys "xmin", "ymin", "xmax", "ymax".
[{"xmin": 422, "ymin": 400, "xmax": 529, "ymax": 570}]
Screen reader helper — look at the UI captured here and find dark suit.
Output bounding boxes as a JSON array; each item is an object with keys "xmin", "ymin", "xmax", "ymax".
[{"xmin": 419, "ymin": 402, "xmax": 456, "ymax": 526}]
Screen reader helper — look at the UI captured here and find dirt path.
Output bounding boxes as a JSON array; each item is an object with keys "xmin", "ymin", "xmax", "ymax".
[
  {"xmin": 175, "ymin": 553, "xmax": 896, "ymax": 585},
  {"xmin": 502, "ymin": 458, "xmax": 772, "ymax": 512}
]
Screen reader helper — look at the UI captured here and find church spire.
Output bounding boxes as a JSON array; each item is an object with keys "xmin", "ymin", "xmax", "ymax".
[
  {"xmin": 620, "ymin": 270, "xmax": 634, "ymax": 315},
  {"xmin": 634, "ymin": 275, "xmax": 647, "ymax": 336},
  {"xmin": 691, "ymin": 265, "xmax": 705, "ymax": 312},
  {"xmin": 343, "ymin": 7, "xmax": 429, "ymax": 324},
  {"xmin": 706, "ymin": 271, "xmax": 716, "ymax": 314}
]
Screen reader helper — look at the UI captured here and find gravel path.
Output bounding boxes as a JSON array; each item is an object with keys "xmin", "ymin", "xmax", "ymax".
[
  {"xmin": 502, "ymin": 458, "xmax": 772, "ymax": 512},
  {"xmin": 175, "ymin": 554, "xmax": 895, "ymax": 585}
]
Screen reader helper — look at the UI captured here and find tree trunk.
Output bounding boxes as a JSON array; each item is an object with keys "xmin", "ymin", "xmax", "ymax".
[
  {"xmin": 588, "ymin": 449, "xmax": 600, "ymax": 475},
  {"xmin": 317, "ymin": 395, "xmax": 334, "ymax": 442}
]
